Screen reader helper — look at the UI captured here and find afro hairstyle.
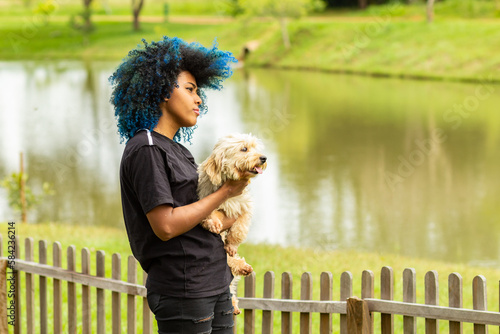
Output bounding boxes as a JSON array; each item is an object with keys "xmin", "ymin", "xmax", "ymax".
[{"xmin": 109, "ymin": 36, "xmax": 237, "ymax": 143}]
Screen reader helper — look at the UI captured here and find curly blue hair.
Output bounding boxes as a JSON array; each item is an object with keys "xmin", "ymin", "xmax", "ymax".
[{"xmin": 109, "ymin": 36, "xmax": 237, "ymax": 143}]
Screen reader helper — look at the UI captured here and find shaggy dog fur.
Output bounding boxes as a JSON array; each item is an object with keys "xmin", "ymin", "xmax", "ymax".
[{"xmin": 197, "ymin": 133, "xmax": 267, "ymax": 315}]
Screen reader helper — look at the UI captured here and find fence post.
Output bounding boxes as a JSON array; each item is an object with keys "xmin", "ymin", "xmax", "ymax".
[
  {"xmin": 403, "ymin": 268, "xmax": 416, "ymax": 334},
  {"xmin": 425, "ymin": 270, "xmax": 439, "ymax": 334},
  {"xmin": 14, "ymin": 236, "xmax": 21, "ymax": 334},
  {"xmin": 472, "ymin": 275, "xmax": 487, "ymax": 334},
  {"xmin": 449, "ymin": 272, "xmax": 463, "ymax": 334},
  {"xmin": 53, "ymin": 241, "xmax": 62, "ymax": 333},
  {"xmin": 39, "ymin": 240, "xmax": 48, "ymax": 334},
  {"xmin": 244, "ymin": 271, "xmax": 256, "ymax": 334},
  {"xmin": 340, "ymin": 271, "xmax": 353, "ymax": 334},
  {"xmin": 361, "ymin": 270, "xmax": 374, "ymax": 334},
  {"xmin": 0, "ymin": 258, "xmax": 8, "ymax": 333},
  {"xmin": 320, "ymin": 272, "xmax": 333, "ymax": 334},
  {"xmin": 82, "ymin": 247, "xmax": 92, "ymax": 334},
  {"xmin": 262, "ymin": 271, "xmax": 275, "ymax": 334},
  {"xmin": 96, "ymin": 250, "xmax": 106, "ymax": 334},
  {"xmin": 281, "ymin": 272, "xmax": 293, "ymax": 334},
  {"xmin": 127, "ymin": 255, "xmax": 137, "ymax": 334},
  {"xmin": 25, "ymin": 238, "xmax": 34, "ymax": 334},
  {"xmin": 112, "ymin": 253, "xmax": 121, "ymax": 334},
  {"xmin": 67, "ymin": 245, "xmax": 77, "ymax": 334},
  {"xmin": 143, "ymin": 271, "xmax": 153, "ymax": 334},
  {"xmin": 300, "ymin": 272, "xmax": 313, "ymax": 333},
  {"xmin": 347, "ymin": 297, "xmax": 371, "ymax": 334},
  {"xmin": 380, "ymin": 266, "xmax": 394, "ymax": 334}
]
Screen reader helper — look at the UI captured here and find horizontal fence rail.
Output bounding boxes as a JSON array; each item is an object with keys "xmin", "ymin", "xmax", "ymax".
[
  {"xmin": 2, "ymin": 234, "xmax": 500, "ymax": 334},
  {"xmin": 364, "ymin": 298, "xmax": 500, "ymax": 326},
  {"xmin": 12, "ymin": 259, "xmax": 147, "ymax": 296}
]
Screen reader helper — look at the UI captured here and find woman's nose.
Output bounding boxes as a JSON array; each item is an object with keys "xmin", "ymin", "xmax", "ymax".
[{"xmin": 195, "ymin": 95, "xmax": 202, "ymax": 105}]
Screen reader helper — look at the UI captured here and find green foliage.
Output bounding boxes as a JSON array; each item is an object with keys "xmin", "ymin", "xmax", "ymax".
[
  {"xmin": 217, "ymin": 0, "xmax": 245, "ymax": 17},
  {"xmin": 69, "ymin": 10, "xmax": 94, "ymax": 34},
  {"xmin": 239, "ymin": 0, "xmax": 326, "ymax": 18},
  {"xmin": 234, "ymin": 0, "xmax": 325, "ymax": 49},
  {"xmin": 1, "ymin": 172, "xmax": 54, "ymax": 220},
  {"xmin": 33, "ymin": 0, "xmax": 57, "ymax": 16}
]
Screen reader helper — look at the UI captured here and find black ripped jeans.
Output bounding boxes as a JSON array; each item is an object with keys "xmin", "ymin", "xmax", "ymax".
[{"xmin": 147, "ymin": 288, "xmax": 234, "ymax": 334}]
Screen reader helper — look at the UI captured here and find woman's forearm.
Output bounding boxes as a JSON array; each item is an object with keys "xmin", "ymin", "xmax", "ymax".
[{"xmin": 146, "ymin": 179, "xmax": 247, "ymax": 241}]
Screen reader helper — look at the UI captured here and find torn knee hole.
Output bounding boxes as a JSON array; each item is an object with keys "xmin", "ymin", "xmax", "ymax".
[
  {"xmin": 222, "ymin": 308, "xmax": 234, "ymax": 316},
  {"xmin": 193, "ymin": 313, "xmax": 214, "ymax": 324}
]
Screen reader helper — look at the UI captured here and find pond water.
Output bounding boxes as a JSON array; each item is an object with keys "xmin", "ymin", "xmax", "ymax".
[{"xmin": 1, "ymin": 61, "xmax": 499, "ymax": 267}]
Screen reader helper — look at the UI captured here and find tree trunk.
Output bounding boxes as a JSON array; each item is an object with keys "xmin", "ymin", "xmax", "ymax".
[
  {"xmin": 279, "ymin": 17, "xmax": 291, "ymax": 50},
  {"xmin": 427, "ymin": 0, "xmax": 435, "ymax": 23},
  {"xmin": 83, "ymin": 0, "xmax": 93, "ymax": 31},
  {"xmin": 132, "ymin": 0, "xmax": 144, "ymax": 31},
  {"xmin": 358, "ymin": 0, "xmax": 368, "ymax": 10},
  {"xmin": 19, "ymin": 152, "xmax": 27, "ymax": 224}
]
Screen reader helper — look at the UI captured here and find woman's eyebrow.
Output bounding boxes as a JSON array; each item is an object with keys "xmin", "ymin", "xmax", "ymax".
[{"xmin": 186, "ymin": 82, "xmax": 197, "ymax": 89}]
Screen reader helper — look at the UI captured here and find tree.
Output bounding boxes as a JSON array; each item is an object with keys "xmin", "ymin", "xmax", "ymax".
[
  {"xmin": 132, "ymin": 0, "xmax": 144, "ymax": 31},
  {"xmin": 70, "ymin": 0, "xmax": 94, "ymax": 36},
  {"xmin": 1, "ymin": 153, "xmax": 54, "ymax": 223},
  {"xmin": 240, "ymin": 0, "xmax": 325, "ymax": 50},
  {"xmin": 427, "ymin": 0, "xmax": 435, "ymax": 23},
  {"xmin": 358, "ymin": 0, "xmax": 367, "ymax": 10},
  {"xmin": 83, "ymin": 0, "xmax": 93, "ymax": 30}
]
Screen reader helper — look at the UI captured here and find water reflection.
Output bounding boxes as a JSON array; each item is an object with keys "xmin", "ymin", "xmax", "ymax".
[
  {"xmin": 239, "ymin": 68, "xmax": 500, "ymax": 265},
  {"xmin": 0, "ymin": 61, "xmax": 499, "ymax": 266}
]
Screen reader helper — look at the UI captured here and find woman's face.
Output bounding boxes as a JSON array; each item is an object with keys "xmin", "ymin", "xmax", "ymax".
[{"xmin": 163, "ymin": 71, "xmax": 202, "ymax": 130}]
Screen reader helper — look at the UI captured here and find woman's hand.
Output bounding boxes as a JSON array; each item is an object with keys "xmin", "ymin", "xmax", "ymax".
[{"xmin": 219, "ymin": 173, "xmax": 253, "ymax": 199}]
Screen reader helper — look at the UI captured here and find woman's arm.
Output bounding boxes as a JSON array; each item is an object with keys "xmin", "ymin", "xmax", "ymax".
[{"xmin": 146, "ymin": 178, "xmax": 249, "ymax": 241}]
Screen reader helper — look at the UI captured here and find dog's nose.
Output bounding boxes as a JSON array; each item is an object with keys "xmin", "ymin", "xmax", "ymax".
[{"xmin": 260, "ymin": 156, "xmax": 267, "ymax": 164}]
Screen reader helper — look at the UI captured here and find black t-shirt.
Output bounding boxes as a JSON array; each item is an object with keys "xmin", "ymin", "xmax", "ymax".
[{"xmin": 120, "ymin": 130, "xmax": 232, "ymax": 298}]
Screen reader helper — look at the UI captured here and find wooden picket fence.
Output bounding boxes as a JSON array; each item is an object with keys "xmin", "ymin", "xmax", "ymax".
[
  {"xmin": 237, "ymin": 269, "xmax": 500, "ymax": 333},
  {"xmin": 0, "ymin": 235, "xmax": 152, "ymax": 334},
  {"xmin": 2, "ymin": 234, "xmax": 500, "ymax": 333}
]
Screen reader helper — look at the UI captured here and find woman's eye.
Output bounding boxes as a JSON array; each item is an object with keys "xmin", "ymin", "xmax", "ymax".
[
  {"xmin": 241, "ymin": 147, "xmax": 248, "ymax": 152},
  {"xmin": 186, "ymin": 87, "xmax": 193, "ymax": 92}
]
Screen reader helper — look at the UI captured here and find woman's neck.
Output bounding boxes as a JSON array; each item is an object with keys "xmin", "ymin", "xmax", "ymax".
[{"xmin": 154, "ymin": 116, "xmax": 178, "ymax": 140}]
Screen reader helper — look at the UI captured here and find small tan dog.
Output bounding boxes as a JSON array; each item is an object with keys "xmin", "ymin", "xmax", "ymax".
[{"xmin": 197, "ymin": 133, "xmax": 267, "ymax": 315}]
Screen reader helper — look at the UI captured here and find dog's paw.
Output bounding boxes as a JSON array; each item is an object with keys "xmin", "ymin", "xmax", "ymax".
[
  {"xmin": 201, "ymin": 218, "xmax": 223, "ymax": 234},
  {"xmin": 236, "ymin": 262, "xmax": 253, "ymax": 276},
  {"xmin": 224, "ymin": 244, "xmax": 238, "ymax": 257},
  {"xmin": 232, "ymin": 295, "xmax": 241, "ymax": 315}
]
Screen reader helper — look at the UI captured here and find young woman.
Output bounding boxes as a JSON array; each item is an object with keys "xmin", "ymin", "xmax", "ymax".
[{"xmin": 110, "ymin": 36, "xmax": 248, "ymax": 333}]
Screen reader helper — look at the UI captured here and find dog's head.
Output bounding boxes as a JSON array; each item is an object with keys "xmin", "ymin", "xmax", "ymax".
[{"xmin": 202, "ymin": 133, "xmax": 267, "ymax": 185}]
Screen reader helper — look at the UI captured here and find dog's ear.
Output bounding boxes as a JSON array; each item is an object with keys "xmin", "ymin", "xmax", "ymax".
[{"xmin": 204, "ymin": 152, "xmax": 224, "ymax": 185}]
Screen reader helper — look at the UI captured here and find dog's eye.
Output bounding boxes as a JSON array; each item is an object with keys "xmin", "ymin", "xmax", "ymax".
[{"xmin": 241, "ymin": 147, "xmax": 248, "ymax": 152}]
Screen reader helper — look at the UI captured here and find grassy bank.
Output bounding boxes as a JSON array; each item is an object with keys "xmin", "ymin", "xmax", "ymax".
[
  {"xmin": 1, "ymin": 2, "xmax": 500, "ymax": 82},
  {"xmin": 248, "ymin": 18, "xmax": 500, "ymax": 83},
  {"xmin": 2, "ymin": 222, "xmax": 500, "ymax": 332}
]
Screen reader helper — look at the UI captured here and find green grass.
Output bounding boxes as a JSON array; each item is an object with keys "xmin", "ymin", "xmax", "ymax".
[
  {"xmin": 247, "ymin": 18, "xmax": 500, "ymax": 83},
  {"xmin": 0, "ymin": 17, "xmax": 272, "ymax": 62},
  {"xmin": 324, "ymin": 0, "xmax": 500, "ymax": 19},
  {"xmin": 2, "ymin": 222, "xmax": 500, "ymax": 333}
]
